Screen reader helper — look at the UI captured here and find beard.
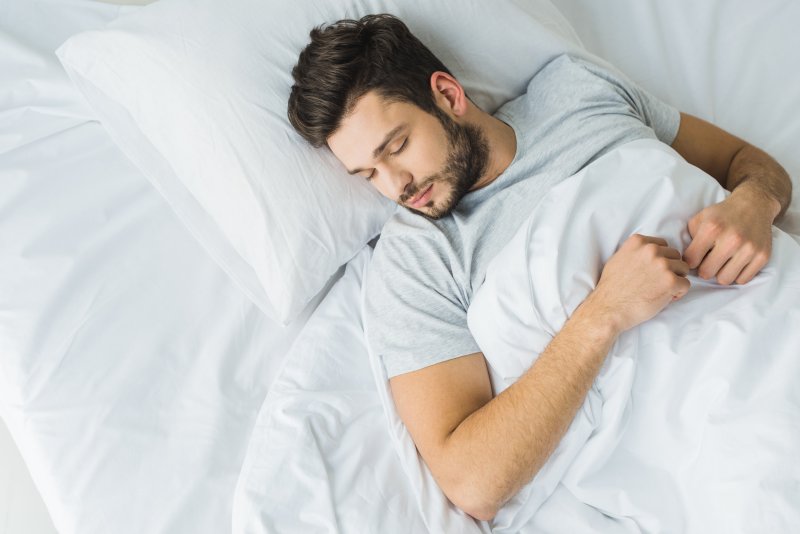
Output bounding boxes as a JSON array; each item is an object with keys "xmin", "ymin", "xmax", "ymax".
[{"xmin": 401, "ymin": 106, "xmax": 490, "ymax": 220}]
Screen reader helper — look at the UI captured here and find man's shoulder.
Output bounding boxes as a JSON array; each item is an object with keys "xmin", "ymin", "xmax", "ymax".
[
  {"xmin": 496, "ymin": 52, "xmax": 630, "ymax": 125},
  {"xmin": 364, "ymin": 213, "xmax": 479, "ymax": 378},
  {"xmin": 375, "ymin": 209, "xmax": 451, "ymax": 251},
  {"xmin": 368, "ymin": 211, "xmax": 457, "ymax": 285},
  {"xmin": 531, "ymin": 53, "xmax": 609, "ymax": 87},
  {"xmin": 380, "ymin": 207, "xmax": 442, "ymax": 235},
  {"xmin": 498, "ymin": 53, "xmax": 600, "ymax": 113}
]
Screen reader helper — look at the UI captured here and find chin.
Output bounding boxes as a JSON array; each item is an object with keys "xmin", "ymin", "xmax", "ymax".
[
  {"xmin": 416, "ymin": 201, "xmax": 453, "ymax": 220},
  {"xmin": 404, "ymin": 183, "xmax": 459, "ymax": 219}
]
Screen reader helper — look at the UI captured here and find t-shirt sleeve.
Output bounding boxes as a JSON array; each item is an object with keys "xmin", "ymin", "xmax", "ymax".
[
  {"xmin": 364, "ymin": 234, "xmax": 481, "ymax": 379},
  {"xmin": 576, "ymin": 56, "xmax": 682, "ymax": 145}
]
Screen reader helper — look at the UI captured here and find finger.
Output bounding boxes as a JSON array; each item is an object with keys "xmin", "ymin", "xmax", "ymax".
[
  {"xmin": 716, "ymin": 249, "xmax": 751, "ymax": 285},
  {"xmin": 696, "ymin": 245, "xmax": 736, "ymax": 281},
  {"xmin": 683, "ymin": 232, "xmax": 715, "ymax": 269},
  {"xmin": 636, "ymin": 234, "xmax": 668, "ymax": 247},
  {"xmin": 687, "ymin": 212, "xmax": 701, "ymax": 238},
  {"xmin": 671, "ymin": 276, "xmax": 691, "ymax": 301},
  {"xmin": 697, "ymin": 230, "xmax": 747, "ymax": 280},
  {"xmin": 659, "ymin": 247, "xmax": 682, "ymax": 260},
  {"xmin": 735, "ymin": 251, "xmax": 770, "ymax": 285},
  {"xmin": 667, "ymin": 258, "xmax": 691, "ymax": 277}
]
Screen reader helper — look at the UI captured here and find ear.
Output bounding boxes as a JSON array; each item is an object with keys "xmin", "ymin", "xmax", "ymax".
[{"xmin": 430, "ymin": 71, "xmax": 468, "ymax": 117}]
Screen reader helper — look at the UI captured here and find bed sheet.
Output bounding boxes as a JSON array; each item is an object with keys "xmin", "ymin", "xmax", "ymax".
[
  {"xmin": 232, "ymin": 247, "xmax": 430, "ymax": 534},
  {"xmin": 0, "ymin": 1, "xmax": 331, "ymax": 532}
]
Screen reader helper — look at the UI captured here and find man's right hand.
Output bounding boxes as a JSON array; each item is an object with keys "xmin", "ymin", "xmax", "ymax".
[{"xmin": 586, "ymin": 233, "xmax": 691, "ymax": 333}]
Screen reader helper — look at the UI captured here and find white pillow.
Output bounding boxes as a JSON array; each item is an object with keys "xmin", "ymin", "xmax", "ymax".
[{"xmin": 55, "ymin": 0, "xmax": 583, "ymax": 325}]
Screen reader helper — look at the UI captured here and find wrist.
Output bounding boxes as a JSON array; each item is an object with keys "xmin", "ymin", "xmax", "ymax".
[
  {"xmin": 571, "ymin": 291, "xmax": 624, "ymax": 341},
  {"xmin": 730, "ymin": 181, "xmax": 782, "ymax": 222}
]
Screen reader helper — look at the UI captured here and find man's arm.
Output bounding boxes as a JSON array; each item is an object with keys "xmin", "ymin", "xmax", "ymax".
[
  {"xmin": 670, "ymin": 112, "xmax": 793, "ymax": 284},
  {"xmin": 390, "ymin": 234, "xmax": 690, "ymax": 521}
]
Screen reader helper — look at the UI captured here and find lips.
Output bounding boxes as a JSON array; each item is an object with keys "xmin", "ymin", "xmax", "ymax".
[{"xmin": 409, "ymin": 184, "xmax": 433, "ymax": 208}]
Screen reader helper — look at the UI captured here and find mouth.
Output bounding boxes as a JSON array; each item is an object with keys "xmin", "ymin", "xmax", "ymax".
[{"xmin": 408, "ymin": 184, "xmax": 433, "ymax": 208}]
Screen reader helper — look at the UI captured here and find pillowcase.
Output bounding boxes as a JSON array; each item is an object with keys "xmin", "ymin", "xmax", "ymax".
[{"xmin": 55, "ymin": 0, "xmax": 583, "ymax": 325}]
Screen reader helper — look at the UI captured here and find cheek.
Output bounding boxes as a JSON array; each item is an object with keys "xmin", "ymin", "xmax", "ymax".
[{"xmin": 405, "ymin": 136, "xmax": 448, "ymax": 181}]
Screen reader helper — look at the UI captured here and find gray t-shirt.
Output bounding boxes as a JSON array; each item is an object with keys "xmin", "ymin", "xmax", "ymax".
[{"xmin": 365, "ymin": 53, "xmax": 681, "ymax": 378}]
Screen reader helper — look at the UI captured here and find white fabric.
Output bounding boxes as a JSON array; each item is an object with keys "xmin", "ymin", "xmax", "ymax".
[
  {"xmin": 54, "ymin": 0, "xmax": 583, "ymax": 324},
  {"xmin": 0, "ymin": 120, "xmax": 324, "ymax": 534},
  {"xmin": 468, "ymin": 139, "xmax": 800, "ymax": 531},
  {"xmin": 232, "ymin": 247, "xmax": 431, "ymax": 534},
  {"xmin": 0, "ymin": 1, "xmax": 322, "ymax": 531}
]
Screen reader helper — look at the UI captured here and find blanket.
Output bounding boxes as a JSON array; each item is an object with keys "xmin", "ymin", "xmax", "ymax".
[{"xmin": 467, "ymin": 139, "xmax": 800, "ymax": 532}]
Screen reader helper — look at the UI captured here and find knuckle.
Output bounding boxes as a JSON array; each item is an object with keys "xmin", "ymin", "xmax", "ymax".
[
  {"xmin": 740, "ymin": 242, "xmax": 755, "ymax": 256},
  {"xmin": 703, "ymin": 220, "xmax": 722, "ymax": 237},
  {"xmin": 754, "ymin": 251, "xmax": 770, "ymax": 265},
  {"xmin": 727, "ymin": 233, "xmax": 743, "ymax": 248}
]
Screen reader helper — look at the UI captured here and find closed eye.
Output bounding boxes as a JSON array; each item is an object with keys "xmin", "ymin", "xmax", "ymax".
[
  {"xmin": 391, "ymin": 137, "xmax": 408, "ymax": 156},
  {"xmin": 365, "ymin": 137, "xmax": 409, "ymax": 181}
]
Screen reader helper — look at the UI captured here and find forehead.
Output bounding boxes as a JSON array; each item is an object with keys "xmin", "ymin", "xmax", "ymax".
[{"xmin": 327, "ymin": 91, "xmax": 421, "ymax": 166}]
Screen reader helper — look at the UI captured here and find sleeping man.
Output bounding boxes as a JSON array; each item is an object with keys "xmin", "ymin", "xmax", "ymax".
[{"xmin": 286, "ymin": 14, "xmax": 793, "ymax": 522}]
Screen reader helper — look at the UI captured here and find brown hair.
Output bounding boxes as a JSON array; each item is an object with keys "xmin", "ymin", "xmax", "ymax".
[{"xmin": 287, "ymin": 14, "xmax": 456, "ymax": 148}]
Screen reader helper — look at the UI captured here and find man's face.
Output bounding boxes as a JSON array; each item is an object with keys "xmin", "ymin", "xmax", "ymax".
[{"xmin": 327, "ymin": 91, "xmax": 489, "ymax": 219}]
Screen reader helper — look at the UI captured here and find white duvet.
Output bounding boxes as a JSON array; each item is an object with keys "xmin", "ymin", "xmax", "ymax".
[{"xmin": 467, "ymin": 139, "xmax": 800, "ymax": 532}]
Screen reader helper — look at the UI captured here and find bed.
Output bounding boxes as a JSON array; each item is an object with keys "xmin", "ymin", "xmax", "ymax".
[{"xmin": 1, "ymin": 0, "xmax": 799, "ymax": 533}]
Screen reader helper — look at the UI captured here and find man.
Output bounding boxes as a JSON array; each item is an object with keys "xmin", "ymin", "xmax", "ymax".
[{"xmin": 287, "ymin": 14, "xmax": 792, "ymax": 522}]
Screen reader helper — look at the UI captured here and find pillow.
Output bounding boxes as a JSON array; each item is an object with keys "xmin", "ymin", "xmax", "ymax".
[{"xmin": 55, "ymin": 0, "xmax": 584, "ymax": 325}]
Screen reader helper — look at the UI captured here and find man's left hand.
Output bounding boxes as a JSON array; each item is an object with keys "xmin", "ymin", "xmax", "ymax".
[{"xmin": 682, "ymin": 189, "xmax": 776, "ymax": 285}]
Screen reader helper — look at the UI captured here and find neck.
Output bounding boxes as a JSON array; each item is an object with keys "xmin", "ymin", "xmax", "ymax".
[{"xmin": 468, "ymin": 111, "xmax": 517, "ymax": 192}]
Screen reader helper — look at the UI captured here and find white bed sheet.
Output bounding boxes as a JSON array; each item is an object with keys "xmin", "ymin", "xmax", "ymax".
[
  {"xmin": 0, "ymin": 1, "xmax": 332, "ymax": 532},
  {"xmin": 233, "ymin": 247, "xmax": 430, "ymax": 534}
]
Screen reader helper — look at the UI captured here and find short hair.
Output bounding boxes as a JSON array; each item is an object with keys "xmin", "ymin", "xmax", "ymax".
[{"xmin": 287, "ymin": 14, "xmax": 456, "ymax": 148}]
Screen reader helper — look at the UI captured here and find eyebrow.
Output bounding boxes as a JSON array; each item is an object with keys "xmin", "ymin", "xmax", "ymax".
[{"xmin": 347, "ymin": 123, "xmax": 408, "ymax": 175}]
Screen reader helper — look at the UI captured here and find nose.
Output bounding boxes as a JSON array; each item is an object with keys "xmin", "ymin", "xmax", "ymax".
[{"xmin": 382, "ymin": 164, "xmax": 413, "ymax": 202}]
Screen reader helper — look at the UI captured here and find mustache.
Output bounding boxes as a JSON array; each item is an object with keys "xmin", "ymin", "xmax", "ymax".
[{"xmin": 400, "ymin": 176, "xmax": 439, "ymax": 204}]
